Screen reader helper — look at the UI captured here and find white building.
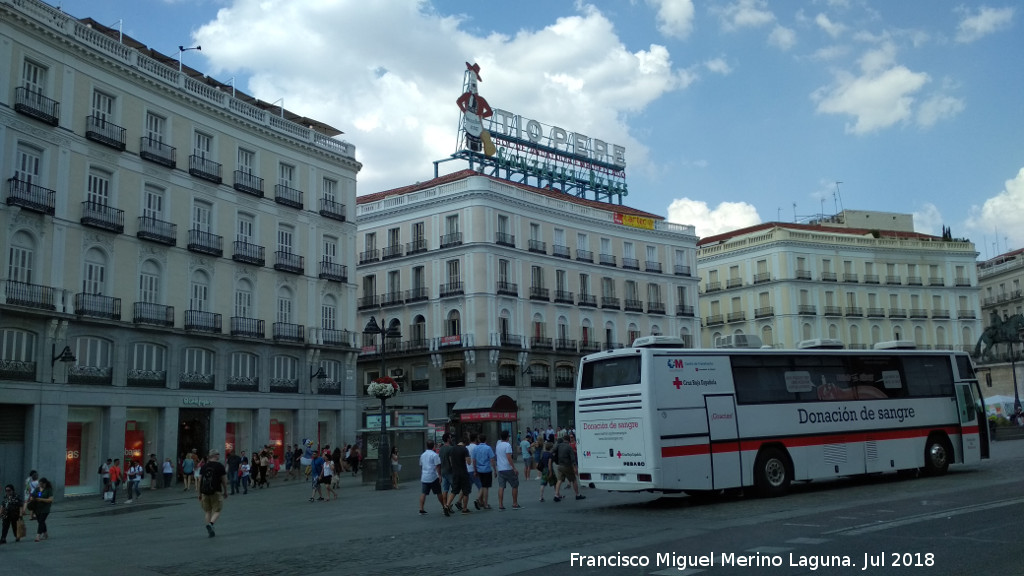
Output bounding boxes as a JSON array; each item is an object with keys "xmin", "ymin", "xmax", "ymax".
[
  {"xmin": 696, "ymin": 216, "xmax": 982, "ymax": 350},
  {"xmin": 0, "ymin": 0, "xmax": 360, "ymax": 496},
  {"xmin": 355, "ymin": 169, "xmax": 700, "ymax": 430}
]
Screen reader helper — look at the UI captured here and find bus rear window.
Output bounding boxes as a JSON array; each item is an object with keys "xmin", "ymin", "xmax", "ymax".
[{"xmin": 580, "ymin": 356, "xmax": 641, "ymax": 390}]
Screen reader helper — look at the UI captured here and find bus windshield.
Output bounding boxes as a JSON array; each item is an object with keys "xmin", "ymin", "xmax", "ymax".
[{"xmin": 580, "ymin": 356, "xmax": 641, "ymax": 390}]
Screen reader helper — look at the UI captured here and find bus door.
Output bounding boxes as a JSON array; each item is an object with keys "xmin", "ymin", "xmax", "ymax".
[
  {"xmin": 955, "ymin": 383, "xmax": 982, "ymax": 465},
  {"xmin": 705, "ymin": 394, "xmax": 741, "ymax": 489}
]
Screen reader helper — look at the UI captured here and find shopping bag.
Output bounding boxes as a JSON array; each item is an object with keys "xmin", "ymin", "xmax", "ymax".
[
  {"xmin": 103, "ymin": 490, "xmax": 114, "ymax": 501},
  {"xmin": 16, "ymin": 518, "xmax": 26, "ymax": 540}
]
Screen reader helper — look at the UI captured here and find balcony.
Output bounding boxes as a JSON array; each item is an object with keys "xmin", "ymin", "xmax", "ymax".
[
  {"xmin": 439, "ymin": 281, "xmax": 464, "ymax": 297},
  {"xmin": 321, "ymin": 328, "xmax": 353, "ymax": 347},
  {"xmin": 578, "ymin": 294, "xmax": 597, "ymax": 307},
  {"xmin": 624, "ymin": 299, "xmax": 644, "ymax": 312},
  {"xmin": 579, "ymin": 341, "xmax": 601, "ymax": 353},
  {"xmin": 530, "ymin": 336, "xmax": 553, "ymax": 350},
  {"xmin": 931, "ymin": 309, "xmax": 950, "ymax": 319},
  {"xmin": 184, "ymin": 310, "xmax": 222, "ymax": 334},
  {"xmin": 74, "ymin": 293, "xmax": 121, "ymax": 320},
  {"xmin": 232, "ymin": 240, "xmax": 265, "ymax": 266},
  {"xmin": 272, "ymin": 322, "xmax": 305, "ymax": 343},
  {"xmin": 845, "ymin": 306, "xmax": 863, "ymax": 317},
  {"xmin": 798, "ymin": 304, "xmax": 817, "ymax": 315},
  {"xmin": 955, "ymin": 277, "xmax": 971, "ymax": 287},
  {"xmin": 554, "ymin": 290, "xmax": 574, "ymax": 304},
  {"xmin": 821, "ymin": 272, "xmax": 837, "ymax": 282},
  {"xmin": 929, "ymin": 277, "xmax": 945, "ymax": 286},
  {"xmin": 233, "ymin": 170, "xmax": 264, "ymax": 197},
  {"xmin": 599, "ymin": 254, "xmax": 617, "ymax": 267},
  {"xmin": 674, "ymin": 264, "xmax": 692, "ymax": 277},
  {"xmin": 528, "ymin": 239, "xmax": 546, "ymax": 254},
  {"xmin": 7, "ymin": 178, "xmax": 55, "ymax": 215},
  {"xmin": 529, "ymin": 286, "xmax": 550, "ymax": 301},
  {"xmin": 81, "ymin": 201, "xmax": 124, "ymax": 233},
  {"xmin": 496, "ymin": 281, "xmax": 518, "ymax": 297},
  {"xmin": 319, "ymin": 198, "xmax": 346, "ymax": 222},
  {"xmin": 381, "ymin": 291, "xmax": 404, "ymax": 307},
  {"xmin": 889, "ymin": 308, "xmax": 907, "ymax": 318},
  {"xmin": 134, "ymin": 302, "xmax": 174, "ymax": 327},
  {"xmin": 382, "ymin": 244, "xmax": 404, "ymax": 260},
  {"xmin": 495, "ymin": 232, "xmax": 515, "ymax": 247},
  {"xmin": 552, "ymin": 244, "xmax": 570, "ymax": 259},
  {"xmin": 0, "ymin": 358, "xmax": 36, "ymax": 381},
  {"xmin": 274, "ymin": 184, "xmax": 303, "ymax": 209},
  {"xmin": 274, "ymin": 251, "xmax": 304, "ymax": 274},
  {"xmin": 647, "ymin": 302, "xmax": 666, "ymax": 315},
  {"xmin": 754, "ymin": 306, "xmax": 774, "ymax": 318},
  {"xmin": 270, "ymin": 378, "xmax": 299, "ymax": 393},
  {"xmin": 499, "ymin": 334, "xmax": 523, "ymax": 348},
  {"xmin": 230, "ymin": 317, "xmax": 265, "ymax": 338},
  {"xmin": 359, "ymin": 248, "xmax": 380, "ymax": 264},
  {"xmin": 406, "ymin": 238, "xmax": 428, "ymax": 254},
  {"xmin": 318, "ymin": 259, "xmax": 348, "ymax": 282},
  {"xmin": 189, "ymin": 155, "xmax": 222, "ymax": 184},
  {"xmin": 886, "ymin": 275, "xmax": 902, "ymax": 285},
  {"xmin": 727, "ymin": 311, "xmax": 746, "ymax": 322},
  {"xmin": 863, "ymin": 274, "xmax": 880, "ymax": 284},
  {"xmin": 754, "ymin": 272, "xmax": 771, "ymax": 284},
  {"xmin": 85, "ymin": 115, "xmax": 126, "ymax": 150},
  {"xmin": 601, "ymin": 296, "xmax": 620, "ymax": 310},
  {"xmin": 705, "ymin": 314, "xmax": 724, "ymax": 326},
  {"xmin": 14, "ymin": 87, "xmax": 59, "ymax": 126},
  {"xmin": 68, "ymin": 365, "xmax": 113, "ymax": 386},
  {"xmin": 726, "ymin": 278, "xmax": 743, "ymax": 289},
  {"xmin": 555, "ymin": 338, "xmax": 577, "ymax": 352},
  {"xmin": 4, "ymin": 280, "xmax": 58, "ymax": 311},
  {"xmin": 137, "ymin": 216, "xmax": 177, "ymax": 246},
  {"xmin": 823, "ymin": 306, "xmax": 843, "ymax": 317},
  {"xmin": 576, "ymin": 249, "xmax": 593, "ymax": 262},
  {"xmin": 867, "ymin": 307, "xmax": 886, "ymax": 318},
  {"xmin": 705, "ymin": 281, "xmax": 722, "ymax": 293},
  {"xmin": 226, "ymin": 377, "xmax": 259, "ymax": 392},
  {"xmin": 958, "ymin": 310, "xmax": 976, "ymax": 319},
  {"xmin": 622, "ymin": 257, "xmax": 639, "ymax": 270},
  {"xmin": 795, "ymin": 270, "xmax": 812, "ymax": 280},
  {"xmin": 139, "ymin": 137, "xmax": 175, "ymax": 168},
  {"xmin": 645, "ymin": 261, "xmax": 663, "ymax": 273},
  {"xmin": 843, "ymin": 273, "xmax": 859, "ymax": 283},
  {"xmin": 179, "ymin": 372, "xmax": 215, "ymax": 391},
  {"xmin": 127, "ymin": 370, "xmax": 166, "ymax": 388},
  {"xmin": 909, "ymin": 308, "xmax": 929, "ymax": 318},
  {"xmin": 357, "ymin": 295, "xmax": 380, "ymax": 310},
  {"xmin": 907, "ymin": 276, "xmax": 923, "ymax": 286},
  {"xmin": 676, "ymin": 304, "xmax": 695, "ymax": 317},
  {"xmin": 405, "ymin": 286, "xmax": 429, "ymax": 303},
  {"xmin": 187, "ymin": 229, "xmax": 223, "ymax": 256},
  {"xmin": 406, "ymin": 338, "xmax": 431, "ymax": 352},
  {"xmin": 440, "ymin": 232, "xmax": 463, "ymax": 248}
]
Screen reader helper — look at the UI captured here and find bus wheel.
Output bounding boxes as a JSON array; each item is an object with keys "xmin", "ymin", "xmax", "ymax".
[
  {"xmin": 754, "ymin": 447, "xmax": 791, "ymax": 497},
  {"xmin": 922, "ymin": 436, "xmax": 950, "ymax": 476}
]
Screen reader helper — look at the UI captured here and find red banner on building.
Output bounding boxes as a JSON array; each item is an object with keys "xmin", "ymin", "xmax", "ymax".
[{"xmin": 459, "ymin": 411, "xmax": 517, "ymax": 422}]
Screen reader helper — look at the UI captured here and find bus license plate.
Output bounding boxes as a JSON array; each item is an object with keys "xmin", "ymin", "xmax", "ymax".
[{"xmin": 601, "ymin": 473, "xmax": 624, "ymax": 481}]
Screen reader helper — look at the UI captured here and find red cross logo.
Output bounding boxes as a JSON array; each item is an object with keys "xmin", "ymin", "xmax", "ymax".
[{"xmin": 673, "ymin": 377, "xmax": 683, "ymax": 389}]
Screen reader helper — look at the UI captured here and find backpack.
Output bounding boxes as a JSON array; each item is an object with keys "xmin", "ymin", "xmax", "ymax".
[
  {"xmin": 98, "ymin": 465, "xmax": 104, "ymax": 474},
  {"xmin": 200, "ymin": 465, "xmax": 218, "ymax": 495}
]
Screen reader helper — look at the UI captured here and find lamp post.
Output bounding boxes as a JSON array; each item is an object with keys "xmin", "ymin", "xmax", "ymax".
[
  {"xmin": 363, "ymin": 316, "xmax": 402, "ymax": 491},
  {"xmin": 177, "ymin": 45, "xmax": 201, "ymax": 72}
]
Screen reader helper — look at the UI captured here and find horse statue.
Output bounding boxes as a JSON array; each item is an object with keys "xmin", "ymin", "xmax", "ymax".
[{"xmin": 975, "ymin": 312, "xmax": 1024, "ymax": 362}]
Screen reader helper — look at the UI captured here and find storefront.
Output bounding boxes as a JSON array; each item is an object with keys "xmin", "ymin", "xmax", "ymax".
[{"xmin": 450, "ymin": 394, "xmax": 518, "ymax": 445}]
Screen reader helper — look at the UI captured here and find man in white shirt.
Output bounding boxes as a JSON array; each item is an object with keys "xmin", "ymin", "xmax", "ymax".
[
  {"xmin": 495, "ymin": 430, "xmax": 521, "ymax": 510},
  {"xmin": 418, "ymin": 440, "xmax": 447, "ymax": 516}
]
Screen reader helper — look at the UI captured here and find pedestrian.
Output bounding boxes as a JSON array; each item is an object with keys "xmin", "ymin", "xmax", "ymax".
[
  {"xmin": 145, "ymin": 454, "xmax": 160, "ymax": 490},
  {"xmin": 473, "ymin": 434, "xmax": 495, "ymax": 510},
  {"xmin": 98, "ymin": 459, "xmax": 111, "ymax": 498},
  {"xmin": 26, "ymin": 477, "xmax": 53, "ymax": 542},
  {"xmin": 348, "ymin": 444, "xmax": 362, "ymax": 476},
  {"xmin": 162, "ymin": 457, "xmax": 175, "ymax": 488},
  {"xmin": 438, "ymin": 433, "xmax": 454, "ymax": 507},
  {"xmin": 181, "ymin": 451, "xmax": 195, "ymax": 491},
  {"xmin": 239, "ymin": 456, "xmax": 251, "ymax": 494},
  {"xmin": 198, "ymin": 449, "xmax": 228, "ymax": 538},
  {"xmin": 538, "ymin": 442, "xmax": 555, "ymax": 501},
  {"xmin": 284, "ymin": 445, "xmax": 294, "ymax": 481},
  {"xmin": 444, "ymin": 436, "xmax": 473, "ymax": 515},
  {"xmin": 258, "ymin": 450, "xmax": 270, "ymax": 488},
  {"xmin": 309, "ymin": 451, "xmax": 325, "ymax": 502},
  {"xmin": 21, "ymin": 470, "xmax": 39, "ymax": 516},
  {"xmin": 194, "ymin": 456, "xmax": 205, "ymax": 490},
  {"xmin": 1, "ymin": 483, "xmax": 24, "ymax": 543},
  {"xmin": 519, "ymin": 434, "xmax": 533, "ymax": 481},
  {"xmin": 226, "ymin": 450, "xmax": 241, "ymax": 495},
  {"xmin": 321, "ymin": 455, "xmax": 337, "ymax": 501},
  {"xmin": 391, "ymin": 447, "xmax": 401, "ymax": 489},
  {"xmin": 495, "ymin": 430, "xmax": 522, "ymax": 510},
  {"xmin": 553, "ymin": 435, "xmax": 585, "ymax": 502},
  {"xmin": 126, "ymin": 459, "xmax": 143, "ymax": 503},
  {"xmin": 417, "ymin": 440, "xmax": 446, "ymax": 516},
  {"xmin": 331, "ymin": 446, "xmax": 343, "ymax": 489},
  {"xmin": 108, "ymin": 459, "xmax": 123, "ymax": 505},
  {"xmin": 466, "ymin": 434, "xmax": 481, "ymax": 499}
]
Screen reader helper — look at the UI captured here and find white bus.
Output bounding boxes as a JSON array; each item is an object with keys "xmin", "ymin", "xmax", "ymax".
[{"xmin": 575, "ymin": 342, "xmax": 989, "ymax": 497}]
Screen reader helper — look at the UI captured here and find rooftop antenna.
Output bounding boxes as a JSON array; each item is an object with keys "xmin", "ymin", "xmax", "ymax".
[
  {"xmin": 109, "ymin": 19, "xmax": 123, "ymax": 43},
  {"xmin": 834, "ymin": 181, "xmax": 843, "ymax": 214},
  {"xmin": 271, "ymin": 98, "xmax": 284, "ymax": 118},
  {"xmin": 177, "ymin": 45, "xmax": 201, "ymax": 72},
  {"xmin": 792, "ymin": 202, "xmax": 797, "ymax": 222},
  {"xmin": 227, "ymin": 76, "xmax": 236, "ymax": 98}
]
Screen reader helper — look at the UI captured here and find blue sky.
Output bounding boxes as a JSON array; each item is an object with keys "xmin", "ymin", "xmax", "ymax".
[{"xmin": 53, "ymin": 0, "xmax": 1023, "ymax": 255}]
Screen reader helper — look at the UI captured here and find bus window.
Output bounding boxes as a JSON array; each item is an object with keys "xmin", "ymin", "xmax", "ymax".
[
  {"xmin": 902, "ymin": 356, "xmax": 955, "ymax": 397},
  {"xmin": 580, "ymin": 356, "xmax": 641, "ymax": 390},
  {"xmin": 955, "ymin": 354, "xmax": 977, "ymax": 381}
]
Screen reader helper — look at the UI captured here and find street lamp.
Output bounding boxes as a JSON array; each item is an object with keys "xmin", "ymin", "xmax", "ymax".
[
  {"xmin": 51, "ymin": 344, "xmax": 76, "ymax": 384},
  {"xmin": 363, "ymin": 316, "xmax": 402, "ymax": 491},
  {"xmin": 177, "ymin": 45, "xmax": 201, "ymax": 72}
]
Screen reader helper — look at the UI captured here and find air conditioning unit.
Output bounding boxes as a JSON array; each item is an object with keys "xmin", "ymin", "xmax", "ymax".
[
  {"xmin": 389, "ymin": 368, "xmax": 405, "ymax": 378},
  {"xmin": 714, "ymin": 334, "xmax": 763, "ymax": 349}
]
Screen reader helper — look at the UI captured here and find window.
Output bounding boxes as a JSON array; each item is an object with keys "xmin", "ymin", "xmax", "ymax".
[
  {"xmin": 194, "ymin": 131, "xmax": 212, "ymax": 159},
  {"xmin": 364, "ymin": 232, "xmax": 376, "ymax": 252},
  {"xmin": 498, "ymin": 215, "xmax": 509, "ymax": 235},
  {"xmin": 21, "ymin": 60, "xmax": 47, "ymax": 97},
  {"xmin": 623, "ymin": 242, "xmax": 635, "ymax": 260},
  {"xmin": 132, "ymin": 342, "xmax": 165, "ymax": 371},
  {"xmin": 624, "ymin": 280, "xmax": 638, "ymax": 301},
  {"xmin": 447, "ymin": 259, "xmax": 461, "ymax": 284},
  {"xmin": 602, "ymin": 277, "xmax": 615, "ymax": 297},
  {"xmin": 237, "ymin": 214, "xmax": 254, "ymax": 242},
  {"xmin": 445, "ymin": 214, "xmax": 460, "ymax": 235},
  {"xmin": 530, "ymin": 223, "xmax": 540, "ymax": 241},
  {"xmin": 273, "ymin": 356, "xmax": 297, "ymax": 381},
  {"xmin": 646, "ymin": 245, "xmax": 657, "ymax": 262},
  {"xmin": 412, "ymin": 266, "xmax": 425, "ymax": 289},
  {"xmin": 577, "ymin": 232, "xmax": 588, "ymax": 249},
  {"xmin": 579, "ymin": 274, "xmax": 590, "ymax": 297},
  {"xmin": 8, "ymin": 231, "xmax": 35, "ymax": 284},
  {"xmin": 323, "ymin": 235, "xmax": 338, "ymax": 263},
  {"xmin": 647, "ymin": 283, "xmax": 661, "ymax": 304},
  {"xmin": 321, "ymin": 295, "xmax": 337, "ymax": 330},
  {"xmin": 231, "ymin": 352, "xmax": 259, "ymax": 379},
  {"xmin": 277, "ymin": 287, "xmax": 293, "ymax": 323},
  {"xmin": 15, "ymin": 144, "xmax": 42, "ymax": 186},
  {"xmin": 412, "ymin": 222, "xmax": 424, "ymax": 241},
  {"xmin": 76, "ymin": 337, "xmax": 112, "ymax": 368},
  {"xmin": 600, "ymin": 237, "xmax": 611, "ymax": 254},
  {"xmin": 387, "ymin": 227, "xmax": 400, "ymax": 249},
  {"xmin": 237, "ymin": 148, "xmax": 255, "ymax": 175},
  {"xmin": 388, "ymin": 270, "xmax": 401, "ymax": 294},
  {"xmin": 531, "ymin": 266, "xmax": 544, "ymax": 288},
  {"xmin": 554, "ymin": 228, "xmax": 565, "ymax": 246},
  {"xmin": 184, "ymin": 348, "xmax": 214, "ymax": 374},
  {"xmin": 86, "ymin": 168, "xmax": 111, "ymax": 206},
  {"xmin": 192, "ymin": 200, "xmax": 212, "ymax": 232},
  {"xmin": 190, "ymin": 271, "xmax": 210, "ymax": 311},
  {"xmin": 499, "ymin": 259, "xmax": 511, "ymax": 283},
  {"xmin": 83, "ymin": 248, "xmax": 107, "ymax": 294},
  {"xmin": 235, "ymin": 280, "xmax": 253, "ymax": 317},
  {"xmin": 556, "ymin": 270, "xmax": 567, "ymax": 292},
  {"xmin": 279, "ymin": 163, "xmax": 295, "ymax": 187},
  {"xmin": 143, "ymin": 185, "xmax": 164, "ymax": 219},
  {"xmin": 145, "ymin": 112, "xmax": 166, "ymax": 143},
  {"xmin": 278, "ymin": 225, "xmax": 294, "ymax": 253},
  {"xmin": 139, "ymin": 260, "xmax": 160, "ymax": 303},
  {"xmin": 322, "ymin": 177, "xmax": 338, "ymax": 201},
  {"xmin": 447, "ymin": 310, "xmax": 461, "ymax": 337}
]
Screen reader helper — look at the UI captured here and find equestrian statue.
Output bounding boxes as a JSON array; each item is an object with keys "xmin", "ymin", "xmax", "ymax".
[{"xmin": 974, "ymin": 311, "xmax": 1024, "ymax": 363}]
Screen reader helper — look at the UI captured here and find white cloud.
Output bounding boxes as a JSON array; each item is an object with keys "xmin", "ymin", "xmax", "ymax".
[
  {"xmin": 916, "ymin": 94, "xmax": 965, "ymax": 127},
  {"xmin": 768, "ymin": 25, "xmax": 797, "ymax": 51},
  {"xmin": 912, "ymin": 202, "xmax": 943, "ymax": 235},
  {"xmin": 194, "ymin": 0, "xmax": 690, "ymax": 193},
  {"xmin": 649, "ymin": 0, "xmax": 695, "ymax": 39},
  {"xmin": 966, "ymin": 168, "xmax": 1024, "ymax": 250},
  {"xmin": 815, "ymin": 13, "xmax": 846, "ymax": 38},
  {"xmin": 666, "ymin": 197, "xmax": 761, "ymax": 238},
  {"xmin": 716, "ymin": 0, "xmax": 775, "ymax": 31},
  {"xmin": 955, "ymin": 6, "xmax": 1014, "ymax": 43},
  {"xmin": 704, "ymin": 57, "xmax": 732, "ymax": 75},
  {"xmin": 811, "ymin": 45, "xmax": 849, "ymax": 61},
  {"xmin": 811, "ymin": 43, "xmax": 930, "ymax": 134}
]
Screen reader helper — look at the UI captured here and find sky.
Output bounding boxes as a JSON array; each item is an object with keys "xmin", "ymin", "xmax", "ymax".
[{"xmin": 52, "ymin": 0, "xmax": 1023, "ymax": 257}]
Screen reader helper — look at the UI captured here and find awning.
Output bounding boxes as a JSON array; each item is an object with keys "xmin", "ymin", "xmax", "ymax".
[{"xmin": 451, "ymin": 394, "xmax": 518, "ymax": 422}]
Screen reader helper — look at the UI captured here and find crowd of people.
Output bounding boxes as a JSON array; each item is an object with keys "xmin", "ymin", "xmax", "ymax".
[{"xmin": 1, "ymin": 470, "xmax": 53, "ymax": 544}]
